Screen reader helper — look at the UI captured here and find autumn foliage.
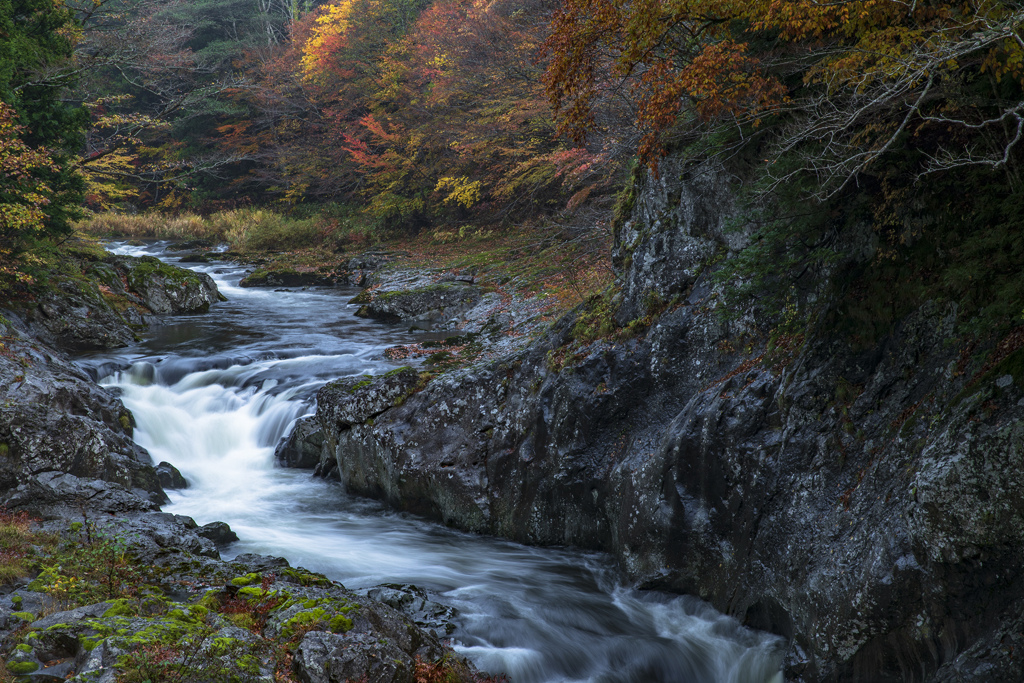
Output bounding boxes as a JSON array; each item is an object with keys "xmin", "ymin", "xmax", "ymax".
[
  {"xmin": 0, "ymin": 102, "xmax": 61, "ymax": 288},
  {"xmin": 544, "ymin": 0, "xmax": 1024, "ymax": 194}
]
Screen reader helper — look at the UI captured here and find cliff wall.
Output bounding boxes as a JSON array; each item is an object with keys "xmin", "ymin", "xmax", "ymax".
[{"xmin": 310, "ymin": 157, "xmax": 1024, "ymax": 681}]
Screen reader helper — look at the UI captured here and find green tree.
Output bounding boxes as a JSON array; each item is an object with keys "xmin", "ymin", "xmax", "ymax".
[{"xmin": 0, "ymin": 0, "xmax": 88, "ymax": 237}]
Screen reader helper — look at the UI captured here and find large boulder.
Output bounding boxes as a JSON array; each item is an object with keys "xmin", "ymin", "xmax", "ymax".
[
  {"xmin": 111, "ymin": 254, "xmax": 220, "ymax": 314},
  {"xmin": 354, "ymin": 283, "xmax": 482, "ymax": 323},
  {"xmin": 0, "ymin": 317, "xmax": 167, "ymax": 513}
]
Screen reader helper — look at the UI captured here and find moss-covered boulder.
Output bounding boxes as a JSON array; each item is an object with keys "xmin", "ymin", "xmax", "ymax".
[
  {"xmin": 111, "ymin": 255, "xmax": 221, "ymax": 315},
  {"xmin": 353, "ymin": 283, "xmax": 482, "ymax": 323}
]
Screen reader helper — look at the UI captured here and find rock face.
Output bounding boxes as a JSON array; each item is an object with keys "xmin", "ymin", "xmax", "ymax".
[
  {"xmin": 313, "ymin": 158, "xmax": 1024, "ymax": 681},
  {"xmin": 0, "ymin": 317, "xmax": 167, "ymax": 513},
  {"xmin": 23, "ymin": 253, "xmax": 222, "ymax": 352}
]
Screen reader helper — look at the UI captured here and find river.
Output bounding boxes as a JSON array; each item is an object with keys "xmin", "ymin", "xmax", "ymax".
[{"xmin": 77, "ymin": 242, "xmax": 785, "ymax": 683}]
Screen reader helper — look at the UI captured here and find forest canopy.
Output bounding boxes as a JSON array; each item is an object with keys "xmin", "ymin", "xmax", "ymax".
[{"xmin": 1, "ymin": 0, "xmax": 1023, "ymax": 330}]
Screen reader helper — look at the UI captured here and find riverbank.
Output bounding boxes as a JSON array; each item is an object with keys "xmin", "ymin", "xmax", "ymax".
[{"xmin": 0, "ymin": 252, "xmax": 495, "ymax": 683}]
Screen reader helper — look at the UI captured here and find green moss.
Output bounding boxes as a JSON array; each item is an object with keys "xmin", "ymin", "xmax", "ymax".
[
  {"xmin": 126, "ymin": 257, "xmax": 200, "ymax": 291},
  {"xmin": 0, "ymin": 443, "xmax": 8, "ymax": 458},
  {"xmin": 14, "ymin": 644, "xmax": 31, "ymax": 654},
  {"xmin": 197, "ymin": 590, "xmax": 221, "ymax": 611},
  {"xmin": 104, "ymin": 599, "xmax": 136, "ymax": 618},
  {"xmin": 347, "ymin": 378, "xmax": 373, "ymax": 393},
  {"xmin": 281, "ymin": 607, "xmax": 327, "ymax": 638},
  {"xmin": 230, "ymin": 572, "xmax": 261, "ymax": 587},
  {"xmin": 10, "ymin": 612, "xmax": 34, "ymax": 622},
  {"xmin": 281, "ymin": 568, "xmax": 331, "ymax": 587},
  {"xmin": 11, "ymin": 594, "xmax": 21, "ymax": 607},
  {"xmin": 349, "ymin": 289, "xmax": 373, "ymax": 304},
  {"xmin": 119, "ymin": 414, "xmax": 132, "ymax": 431},
  {"xmin": 6, "ymin": 661, "xmax": 38, "ymax": 674},
  {"xmin": 329, "ymin": 614, "xmax": 353, "ymax": 633}
]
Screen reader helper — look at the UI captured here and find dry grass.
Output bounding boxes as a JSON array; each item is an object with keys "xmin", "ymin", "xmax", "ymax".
[
  {"xmin": 390, "ymin": 221, "xmax": 614, "ymax": 318},
  {"xmin": 77, "ymin": 209, "xmax": 325, "ymax": 253}
]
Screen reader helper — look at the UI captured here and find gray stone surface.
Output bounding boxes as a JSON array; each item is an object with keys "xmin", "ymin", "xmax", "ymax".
[{"xmin": 312, "ymin": 158, "xmax": 1024, "ymax": 681}]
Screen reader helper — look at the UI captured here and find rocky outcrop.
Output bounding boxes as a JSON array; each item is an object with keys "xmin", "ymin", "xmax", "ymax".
[
  {"xmin": 0, "ymin": 316, "xmax": 167, "ymax": 513},
  {"xmin": 311, "ymin": 158, "xmax": 1024, "ymax": 681},
  {"xmin": 22, "ymin": 252, "xmax": 222, "ymax": 352},
  {"xmin": 113, "ymin": 254, "xmax": 220, "ymax": 315},
  {"xmin": 354, "ymin": 283, "xmax": 482, "ymax": 323},
  {"xmin": 1, "ymin": 513, "xmax": 475, "ymax": 683}
]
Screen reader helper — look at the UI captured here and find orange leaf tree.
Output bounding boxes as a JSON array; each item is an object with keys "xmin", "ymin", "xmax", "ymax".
[{"xmin": 544, "ymin": 0, "xmax": 1024, "ymax": 196}]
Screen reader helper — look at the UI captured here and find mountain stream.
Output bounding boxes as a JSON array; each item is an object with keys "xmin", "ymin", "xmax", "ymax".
[{"xmin": 78, "ymin": 242, "xmax": 785, "ymax": 683}]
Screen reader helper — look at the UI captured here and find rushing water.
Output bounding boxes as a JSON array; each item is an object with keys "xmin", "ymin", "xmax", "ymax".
[{"xmin": 78, "ymin": 242, "xmax": 785, "ymax": 683}]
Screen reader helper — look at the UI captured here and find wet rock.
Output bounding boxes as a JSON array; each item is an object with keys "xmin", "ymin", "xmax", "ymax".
[
  {"xmin": 231, "ymin": 553, "xmax": 291, "ymax": 572},
  {"xmin": 316, "ymin": 368, "xmax": 420, "ymax": 430},
  {"xmin": 197, "ymin": 521, "xmax": 239, "ymax": 546},
  {"xmin": 275, "ymin": 416, "xmax": 324, "ymax": 469},
  {"xmin": 155, "ymin": 461, "xmax": 188, "ymax": 489},
  {"xmin": 294, "ymin": 631, "xmax": 415, "ymax": 683},
  {"xmin": 358, "ymin": 584, "xmax": 458, "ymax": 635},
  {"xmin": 354, "ymin": 283, "xmax": 482, "ymax": 323}
]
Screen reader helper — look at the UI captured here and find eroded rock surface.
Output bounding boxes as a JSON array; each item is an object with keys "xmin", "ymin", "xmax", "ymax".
[
  {"xmin": 0, "ymin": 317, "xmax": 166, "ymax": 513},
  {"xmin": 312, "ymin": 159, "xmax": 1024, "ymax": 682}
]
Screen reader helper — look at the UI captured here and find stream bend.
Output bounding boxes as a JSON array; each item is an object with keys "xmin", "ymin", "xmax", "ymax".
[{"xmin": 79, "ymin": 242, "xmax": 785, "ymax": 683}]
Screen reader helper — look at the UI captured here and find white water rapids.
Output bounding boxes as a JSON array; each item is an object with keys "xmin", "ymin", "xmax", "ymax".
[{"xmin": 80, "ymin": 242, "xmax": 786, "ymax": 683}]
